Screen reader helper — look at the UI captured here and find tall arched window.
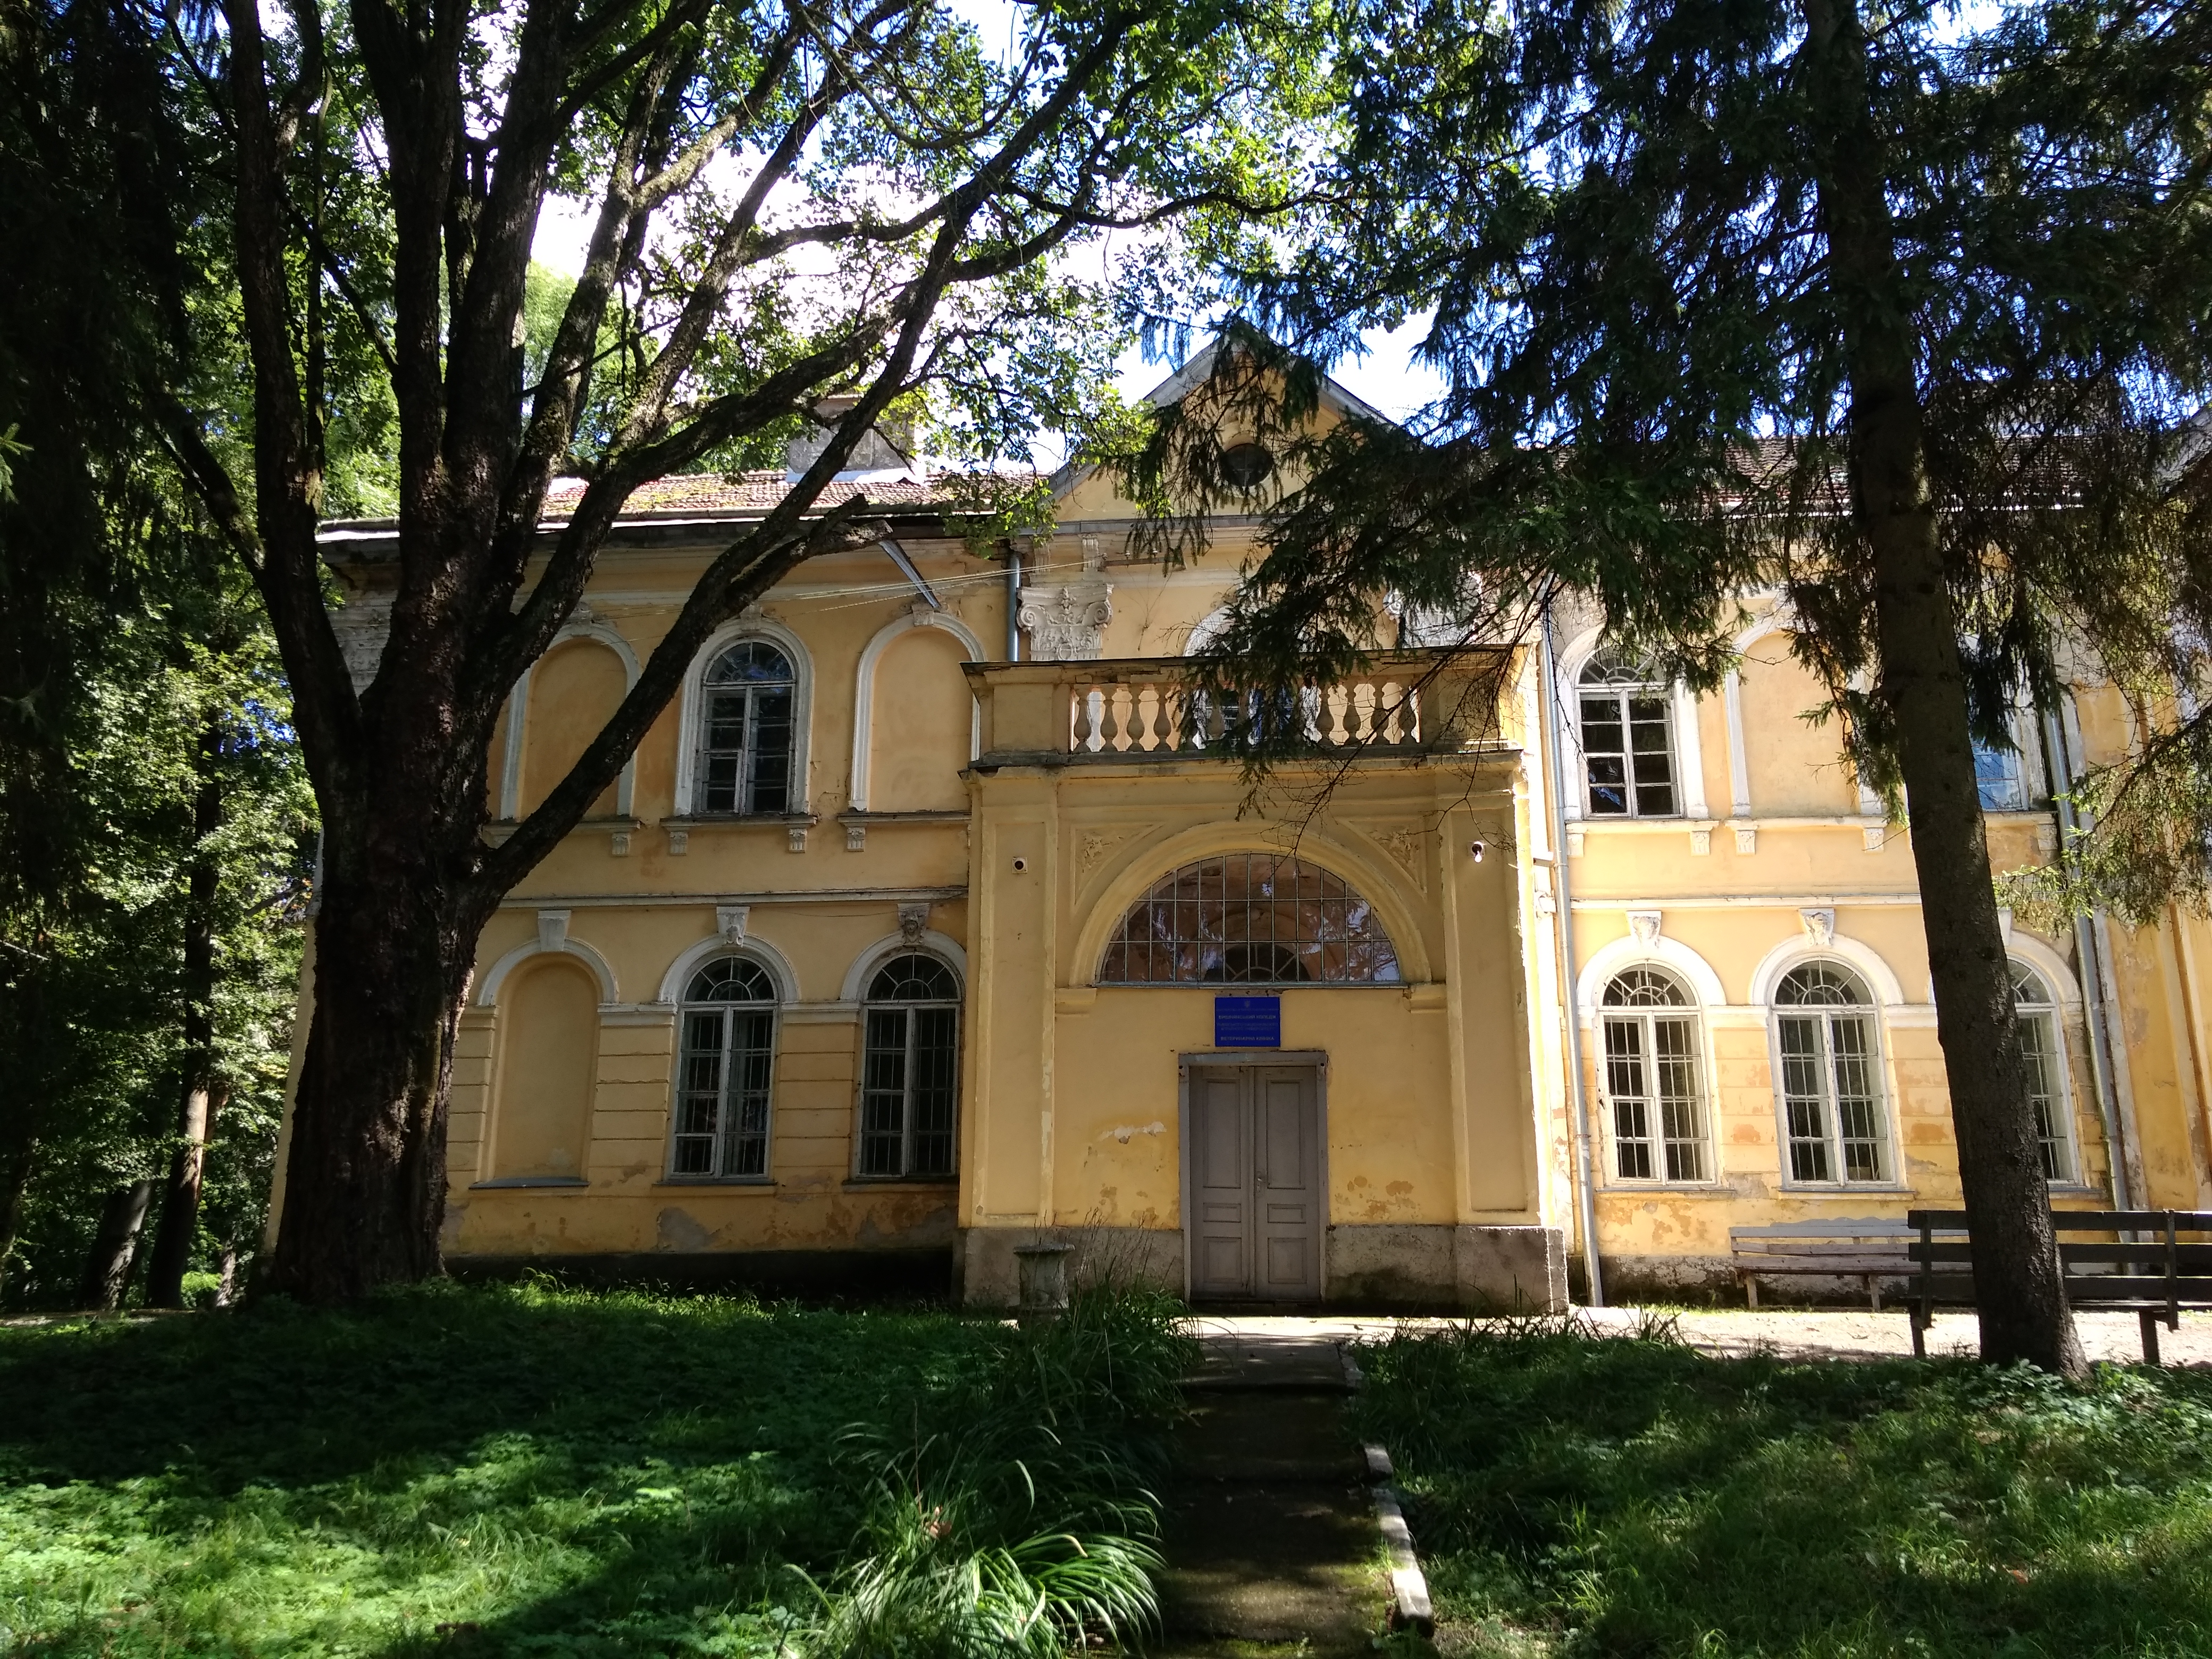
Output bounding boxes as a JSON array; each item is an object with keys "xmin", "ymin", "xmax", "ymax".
[
  {"xmin": 1578, "ymin": 651, "xmax": 1677, "ymax": 817},
  {"xmin": 697, "ymin": 640, "xmax": 795, "ymax": 814},
  {"xmin": 859, "ymin": 953, "xmax": 960, "ymax": 1178},
  {"xmin": 1773, "ymin": 961, "xmax": 1888, "ymax": 1184},
  {"xmin": 2012, "ymin": 961, "xmax": 2076, "ymax": 1182},
  {"xmin": 1600, "ymin": 968, "xmax": 1707, "ymax": 1182},
  {"xmin": 672, "ymin": 956, "xmax": 777, "ymax": 1178},
  {"xmin": 1097, "ymin": 854, "xmax": 1401, "ymax": 985}
]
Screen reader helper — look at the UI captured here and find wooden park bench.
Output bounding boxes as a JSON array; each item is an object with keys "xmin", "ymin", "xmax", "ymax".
[
  {"xmin": 1730, "ymin": 1217, "xmax": 1918, "ymax": 1311},
  {"xmin": 1908, "ymin": 1208, "xmax": 2212, "ymax": 1363}
]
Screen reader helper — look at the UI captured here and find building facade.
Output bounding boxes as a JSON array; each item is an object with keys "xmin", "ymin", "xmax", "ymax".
[{"xmin": 270, "ymin": 366, "xmax": 2212, "ymax": 1307}]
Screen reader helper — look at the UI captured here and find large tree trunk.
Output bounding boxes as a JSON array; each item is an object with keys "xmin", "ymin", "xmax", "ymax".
[
  {"xmin": 1803, "ymin": 0, "xmax": 2085, "ymax": 1376},
  {"xmin": 147, "ymin": 741, "xmax": 223, "ymax": 1308},
  {"xmin": 78, "ymin": 1179, "xmax": 153, "ymax": 1310},
  {"xmin": 261, "ymin": 859, "xmax": 485, "ymax": 1301}
]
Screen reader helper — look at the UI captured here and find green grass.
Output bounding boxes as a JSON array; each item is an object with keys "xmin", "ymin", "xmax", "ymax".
[
  {"xmin": 1352, "ymin": 1314, "xmax": 2212, "ymax": 1658},
  {"xmin": 0, "ymin": 1279, "xmax": 1191, "ymax": 1658}
]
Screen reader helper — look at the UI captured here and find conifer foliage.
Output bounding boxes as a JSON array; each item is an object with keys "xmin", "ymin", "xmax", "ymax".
[{"xmin": 1158, "ymin": 0, "xmax": 2212, "ymax": 1372}]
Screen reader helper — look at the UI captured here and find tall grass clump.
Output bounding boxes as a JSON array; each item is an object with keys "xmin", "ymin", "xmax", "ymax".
[
  {"xmin": 1352, "ymin": 1313, "xmax": 2212, "ymax": 1657},
  {"xmin": 802, "ymin": 1285, "xmax": 1196, "ymax": 1659}
]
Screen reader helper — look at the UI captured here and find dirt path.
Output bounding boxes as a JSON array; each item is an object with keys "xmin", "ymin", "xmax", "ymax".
[{"xmin": 1152, "ymin": 1328, "xmax": 1387, "ymax": 1658}]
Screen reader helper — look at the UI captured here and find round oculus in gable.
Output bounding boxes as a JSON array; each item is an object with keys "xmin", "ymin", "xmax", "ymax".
[{"xmin": 1219, "ymin": 441, "xmax": 1275, "ymax": 490}]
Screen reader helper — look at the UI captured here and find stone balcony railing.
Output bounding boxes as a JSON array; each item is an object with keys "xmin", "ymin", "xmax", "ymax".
[{"xmin": 963, "ymin": 650, "xmax": 1513, "ymax": 768}]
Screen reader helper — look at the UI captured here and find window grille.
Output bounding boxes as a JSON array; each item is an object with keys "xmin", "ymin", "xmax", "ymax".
[
  {"xmin": 1098, "ymin": 854, "xmax": 1402, "ymax": 985},
  {"xmin": 2011, "ymin": 961, "xmax": 2075, "ymax": 1181},
  {"xmin": 1600, "ymin": 968, "xmax": 1707, "ymax": 1182},
  {"xmin": 697, "ymin": 640, "xmax": 794, "ymax": 814},
  {"xmin": 1577, "ymin": 651, "xmax": 1677, "ymax": 817},
  {"xmin": 673, "ymin": 956, "xmax": 777, "ymax": 1178},
  {"xmin": 859, "ymin": 953, "xmax": 960, "ymax": 1178},
  {"xmin": 1773, "ymin": 961, "xmax": 1888, "ymax": 1183}
]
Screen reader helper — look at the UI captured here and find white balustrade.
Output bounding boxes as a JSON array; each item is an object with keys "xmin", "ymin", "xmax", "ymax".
[{"xmin": 1066, "ymin": 672, "xmax": 1422, "ymax": 757}]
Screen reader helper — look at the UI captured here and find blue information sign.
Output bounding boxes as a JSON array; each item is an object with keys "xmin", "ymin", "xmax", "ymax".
[{"xmin": 1213, "ymin": 995, "xmax": 1281, "ymax": 1048}]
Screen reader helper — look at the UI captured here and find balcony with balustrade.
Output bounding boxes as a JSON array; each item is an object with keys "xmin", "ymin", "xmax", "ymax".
[{"xmin": 962, "ymin": 649, "xmax": 1517, "ymax": 773}]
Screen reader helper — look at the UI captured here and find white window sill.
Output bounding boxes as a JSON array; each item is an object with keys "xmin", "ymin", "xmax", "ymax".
[{"xmin": 1775, "ymin": 1183, "xmax": 1913, "ymax": 1196}]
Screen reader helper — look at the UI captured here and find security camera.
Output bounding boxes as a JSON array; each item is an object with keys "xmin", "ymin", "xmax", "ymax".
[
  {"xmin": 1011, "ymin": 856, "xmax": 1029, "ymax": 872},
  {"xmin": 1470, "ymin": 840, "xmax": 1486, "ymax": 862}
]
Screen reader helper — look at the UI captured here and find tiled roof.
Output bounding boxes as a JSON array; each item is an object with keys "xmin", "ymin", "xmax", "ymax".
[{"xmin": 540, "ymin": 470, "xmax": 1024, "ymax": 520}]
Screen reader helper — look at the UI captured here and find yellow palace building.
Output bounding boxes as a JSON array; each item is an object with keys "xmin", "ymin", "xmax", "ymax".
[{"xmin": 274, "ymin": 358, "xmax": 2212, "ymax": 1307}]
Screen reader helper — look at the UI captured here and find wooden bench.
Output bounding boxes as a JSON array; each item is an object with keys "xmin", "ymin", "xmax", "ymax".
[
  {"xmin": 1908, "ymin": 1208, "xmax": 2212, "ymax": 1363},
  {"xmin": 1730, "ymin": 1218, "xmax": 1918, "ymax": 1311}
]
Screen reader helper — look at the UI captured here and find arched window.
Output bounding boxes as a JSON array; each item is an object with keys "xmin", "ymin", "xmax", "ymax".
[
  {"xmin": 697, "ymin": 640, "xmax": 795, "ymax": 814},
  {"xmin": 1578, "ymin": 650, "xmax": 1677, "ymax": 817},
  {"xmin": 1097, "ymin": 854, "xmax": 1402, "ymax": 985},
  {"xmin": 1599, "ymin": 968, "xmax": 1707, "ymax": 1182},
  {"xmin": 672, "ymin": 956, "xmax": 777, "ymax": 1178},
  {"xmin": 2012, "ymin": 961, "xmax": 2076, "ymax": 1182},
  {"xmin": 859, "ymin": 953, "xmax": 960, "ymax": 1178},
  {"xmin": 1773, "ymin": 961, "xmax": 1888, "ymax": 1184}
]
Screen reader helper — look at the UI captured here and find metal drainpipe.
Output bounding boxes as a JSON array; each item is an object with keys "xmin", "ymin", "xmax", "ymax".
[
  {"xmin": 2041, "ymin": 702, "xmax": 2130, "ymax": 1209},
  {"xmin": 1540, "ymin": 608, "xmax": 1605, "ymax": 1306},
  {"xmin": 1004, "ymin": 551, "xmax": 1023, "ymax": 661}
]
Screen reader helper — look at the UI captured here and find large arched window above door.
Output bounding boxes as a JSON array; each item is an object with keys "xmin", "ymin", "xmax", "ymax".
[{"xmin": 1098, "ymin": 854, "xmax": 1402, "ymax": 985}]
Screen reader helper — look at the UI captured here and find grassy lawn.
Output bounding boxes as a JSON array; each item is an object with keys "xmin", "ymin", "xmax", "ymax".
[
  {"xmin": 0, "ymin": 1280, "xmax": 1187, "ymax": 1658},
  {"xmin": 1353, "ymin": 1315, "xmax": 2212, "ymax": 1658}
]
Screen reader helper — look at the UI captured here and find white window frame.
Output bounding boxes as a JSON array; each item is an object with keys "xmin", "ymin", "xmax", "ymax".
[
  {"xmin": 1597, "ymin": 967, "xmax": 1715, "ymax": 1185},
  {"xmin": 673, "ymin": 618, "xmax": 813, "ymax": 817},
  {"xmin": 1576, "ymin": 653, "xmax": 1681, "ymax": 818},
  {"xmin": 2012, "ymin": 959, "xmax": 2080, "ymax": 1184},
  {"xmin": 668, "ymin": 953, "xmax": 781, "ymax": 1182},
  {"xmin": 1770, "ymin": 960, "xmax": 1896, "ymax": 1187},
  {"xmin": 855, "ymin": 952, "xmax": 962, "ymax": 1180}
]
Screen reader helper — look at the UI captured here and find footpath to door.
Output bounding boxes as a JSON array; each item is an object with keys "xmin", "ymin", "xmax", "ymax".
[{"xmin": 1151, "ymin": 1324, "xmax": 1391, "ymax": 1658}]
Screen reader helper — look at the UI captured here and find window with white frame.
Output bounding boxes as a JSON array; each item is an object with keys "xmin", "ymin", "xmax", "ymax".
[
  {"xmin": 2012, "ymin": 961, "xmax": 2076, "ymax": 1182},
  {"xmin": 696, "ymin": 640, "xmax": 795, "ymax": 814},
  {"xmin": 859, "ymin": 953, "xmax": 960, "ymax": 1178},
  {"xmin": 1773, "ymin": 961, "xmax": 1890, "ymax": 1184},
  {"xmin": 1600, "ymin": 967, "xmax": 1708, "ymax": 1182},
  {"xmin": 672, "ymin": 956, "xmax": 778, "ymax": 1178},
  {"xmin": 1973, "ymin": 734, "xmax": 2029, "ymax": 810},
  {"xmin": 1578, "ymin": 651, "xmax": 1678, "ymax": 817}
]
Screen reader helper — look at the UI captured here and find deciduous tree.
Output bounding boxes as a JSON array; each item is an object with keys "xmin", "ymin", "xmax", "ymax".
[{"xmin": 156, "ymin": 0, "xmax": 1312, "ymax": 1299}]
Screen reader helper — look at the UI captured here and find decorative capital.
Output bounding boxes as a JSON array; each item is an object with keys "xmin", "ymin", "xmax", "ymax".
[
  {"xmin": 1798, "ymin": 907, "xmax": 1836, "ymax": 948},
  {"xmin": 1627, "ymin": 910, "xmax": 1662, "ymax": 948},
  {"xmin": 537, "ymin": 909, "xmax": 571, "ymax": 953},
  {"xmin": 716, "ymin": 904, "xmax": 750, "ymax": 946},
  {"xmin": 897, "ymin": 901, "xmax": 930, "ymax": 946}
]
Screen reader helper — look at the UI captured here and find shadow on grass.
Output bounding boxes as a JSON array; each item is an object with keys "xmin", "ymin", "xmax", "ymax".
[
  {"xmin": 1353, "ymin": 1317, "xmax": 2212, "ymax": 1658},
  {"xmin": 0, "ymin": 1280, "xmax": 995, "ymax": 1657}
]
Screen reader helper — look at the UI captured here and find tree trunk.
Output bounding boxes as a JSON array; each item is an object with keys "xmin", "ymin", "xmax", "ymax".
[
  {"xmin": 148, "ymin": 742, "xmax": 223, "ymax": 1309},
  {"xmin": 1802, "ymin": 0, "xmax": 2085, "ymax": 1376},
  {"xmin": 0, "ymin": 1138, "xmax": 35, "ymax": 1300},
  {"xmin": 213, "ymin": 1235, "xmax": 239, "ymax": 1305},
  {"xmin": 259, "ymin": 857, "xmax": 483, "ymax": 1302},
  {"xmin": 78, "ymin": 1179, "xmax": 153, "ymax": 1310}
]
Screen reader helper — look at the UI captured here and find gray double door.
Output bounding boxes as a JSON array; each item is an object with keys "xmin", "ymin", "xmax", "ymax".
[{"xmin": 1188, "ymin": 1063, "xmax": 1322, "ymax": 1302}]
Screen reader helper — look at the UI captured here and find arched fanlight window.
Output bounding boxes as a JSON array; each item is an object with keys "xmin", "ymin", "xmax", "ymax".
[
  {"xmin": 697, "ymin": 640, "xmax": 795, "ymax": 814},
  {"xmin": 859, "ymin": 953, "xmax": 960, "ymax": 1179},
  {"xmin": 1098, "ymin": 854, "xmax": 1401, "ymax": 986},
  {"xmin": 1577, "ymin": 650, "xmax": 1677, "ymax": 817},
  {"xmin": 1773, "ymin": 961, "xmax": 1888, "ymax": 1184},
  {"xmin": 672, "ymin": 956, "xmax": 778, "ymax": 1178},
  {"xmin": 1599, "ymin": 967, "xmax": 1708, "ymax": 1182},
  {"xmin": 2011, "ymin": 961, "xmax": 2076, "ymax": 1182}
]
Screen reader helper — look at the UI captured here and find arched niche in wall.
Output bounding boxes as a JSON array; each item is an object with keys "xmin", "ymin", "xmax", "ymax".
[
  {"xmin": 850, "ymin": 610, "xmax": 984, "ymax": 812},
  {"xmin": 488, "ymin": 954, "xmax": 600, "ymax": 1182},
  {"xmin": 1729, "ymin": 621, "xmax": 1864, "ymax": 817},
  {"xmin": 500, "ymin": 624, "xmax": 640, "ymax": 820}
]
